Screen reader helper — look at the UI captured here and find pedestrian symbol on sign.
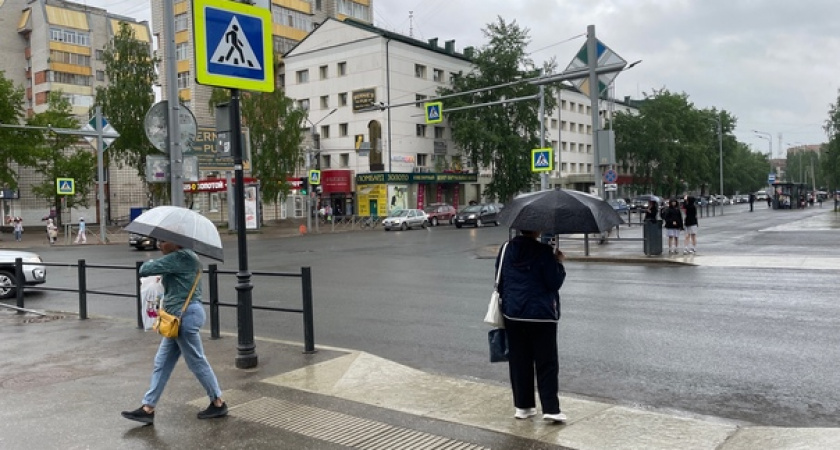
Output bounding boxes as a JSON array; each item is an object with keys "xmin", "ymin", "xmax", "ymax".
[
  {"xmin": 425, "ymin": 102, "xmax": 443, "ymax": 124},
  {"xmin": 308, "ymin": 170, "xmax": 321, "ymax": 185},
  {"xmin": 56, "ymin": 178, "xmax": 75, "ymax": 195},
  {"xmin": 210, "ymin": 17, "xmax": 261, "ymax": 69},
  {"xmin": 531, "ymin": 148, "xmax": 554, "ymax": 172}
]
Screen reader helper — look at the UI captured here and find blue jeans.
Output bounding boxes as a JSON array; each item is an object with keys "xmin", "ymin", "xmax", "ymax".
[{"xmin": 142, "ymin": 302, "xmax": 222, "ymax": 407}]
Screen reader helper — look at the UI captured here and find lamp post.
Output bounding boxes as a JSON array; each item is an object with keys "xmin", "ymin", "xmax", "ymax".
[
  {"xmin": 754, "ymin": 130, "xmax": 773, "ymax": 177},
  {"xmin": 304, "ymin": 108, "xmax": 337, "ymax": 233}
]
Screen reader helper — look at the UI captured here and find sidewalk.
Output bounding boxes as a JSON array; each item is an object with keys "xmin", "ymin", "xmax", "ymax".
[{"xmin": 2, "ymin": 309, "xmax": 840, "ymax": 449}]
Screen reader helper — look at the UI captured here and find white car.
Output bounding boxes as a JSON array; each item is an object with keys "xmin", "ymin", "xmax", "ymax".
[
  {"xmin": 0, "ymin": 250, "xmax": 47, "ymax": 299},
  {"xmin": 382, "ymin": 209, "xmax": 429, "ymax": 231}
]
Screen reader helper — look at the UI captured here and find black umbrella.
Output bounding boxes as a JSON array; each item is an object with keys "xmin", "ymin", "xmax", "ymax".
[{"xmin": 498, "ymin": 189, "xmax": 625, "ymax": 234}]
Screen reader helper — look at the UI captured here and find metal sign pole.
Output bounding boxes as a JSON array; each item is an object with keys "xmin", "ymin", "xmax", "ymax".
[
  {"xmin": 164, "ymin": 0, "xmax": 184, "ymax": 207},
  {"xmin": 95, "ymin": 107, "xmax": 107, "ymax": 243}
]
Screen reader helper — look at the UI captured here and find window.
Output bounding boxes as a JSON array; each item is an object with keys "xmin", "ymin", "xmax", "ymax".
[
  {"xmin": 551, "ymin": 118, "xmax": 558, "ymax": 129},
  {"xmin": 49, "ymin": 71, "xmax": 92, "ymax": 86},
  {"xmin": 417, "ymin": 154, "xmax": 428, "ymax": 167},
  {"xmin": 340, "ymin": 153, "xmax": 349, "ymax": 167},
  {"xmin": 95, "ymin": 49, "xmax": 104, "ymax": 60},
  {"xmin": 433, "ymin": 68, "xmax": 444, "ymax": 82},
  {"xmin": 561, "ymin": 162, "xmax": 567, "ymax": 172},
  {"xmin": 578, "ymin": 124, "xmax": 585, "ymax": 133},
  {"xmin": 586, "ymin": 125, "xmax": 592, "ymax": 134},
  {"xmin": 561, "ymin": 100, "xmax": 567, "ymax": 110},
  {"xmin": 96, "ymin": 70, "xmax": 105, "ymax": 82},
  {"xmin": 337, "ymin": 61, "xmax": 346, "ymax": 76},
  {"xmin": 298, "ymin": 99, "xmax": 309, "ymax": 110},
  {"xmin": 434, "ymin": 126, "xmax": 445, "ymax": 139},
  {"xmin": 587, "ymin": 163, "xmax": 592, "ymax": 173},
  {"xmin": 415, "ymin": 94, "xmax": 427, "ymax": 108},
  {"xmin": 415, "ymin": 64, "xmax": 426, "ymax": 79},
  {"xmin": 174, "ymin": 13, "xmax": 189, "ymax": 32},
  {"xmin": 339, "ymin": 123, "xmax": 348, "ymax": 136},
  {"xmin": 320, "ymin": 95, "xmax": 329, "ymax": 109},
  {"xmin": 296, "ymin": 69, "xmax": 309, "ymax": 84},
  {"xmin": 337, "ymin": 0, "xmax": 371, "ymax": 21},
  {"xmin": 49, "ymin": 50, "xmax": 91, "ymax": 65},
  {"xmin": 586, "ymin": 144, "xmax": 592, "ymax": 153},
  {"xmin": 176, "ymin": 42, "xmax": 190, "ymax": 60},
  {"xmin": 50, "ymin": 27, "xmax": 90, "ymax": 46},
  {"xmin": 416, "ymin": 124, "xmax": 427, "ymax": 137},
  {"xmin": 449, "ymin": 72, "xmax": 458, "ymax": 83},
  {"xmin": 315, "ymin": 0, "xmax": 322, "ymax": 10},
  {"xmin": 570, "ymin": 143, "xmax": 576, "ymax": 152},
  {"xmin": 177, "ymin": 71, "xmax": 190, "ymax": 89},
  {"xmin": 578, "ymin": 104, "xmax": 584, "ymax": 114},
  {"xmin": 320, "ymin": 125, "xmax": 330, "ymax": 139},
  {"xmin": 338, "ymin": 92, "xmax": 348, "ymax": 106},
  {"xmin": 319, "ymin": 65, "xmax": 328, "ymax": 79},
  {"xmin": 272, "ymin": 7, "xmax": 311, "ymax": 30},
  {"xmin": 322, "ymin": 154, "xmax": 331, "ymax": 168}
]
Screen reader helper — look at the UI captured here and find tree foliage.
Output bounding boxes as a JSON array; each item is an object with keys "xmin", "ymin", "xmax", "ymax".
[
  {"xmin": 437, "ymin": 17, "xmax": 555, "ymax": 203},
  {"xmin": 209, "ymin": 87, "xmax": 307, "ymax": 204},
  {"xmin": 0, "ymin": 71, "xmax": 40, "ymax": 188},
  {"xmin": 820, "ymin": 89, "xmax": 840, "ymax": 192},
  {"xmin": 612, "ymin": 90, "xmax": 767, "ymax": 197},
  {"xmin": 93, "ymin": 22, "xmax": 159, "ymax": 182},
  {"xmin": 27, "ymin": 93, "xmax": 97, "ymax": 226}
]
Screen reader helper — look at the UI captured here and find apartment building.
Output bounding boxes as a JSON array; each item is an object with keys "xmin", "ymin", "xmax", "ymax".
[{"xmin": 0, "ymin": 0, "xmax": 152, "ymax": 225}]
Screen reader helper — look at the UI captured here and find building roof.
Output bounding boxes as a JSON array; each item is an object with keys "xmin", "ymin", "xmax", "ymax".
[{"xmin": 284, "ymin": 17, "xmax": 473, "ymax": 62}]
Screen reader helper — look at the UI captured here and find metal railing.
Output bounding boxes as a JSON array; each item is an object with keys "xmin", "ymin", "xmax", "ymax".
[{"xmin": 5, "ymin": 258, "xmax": 315, "ymax": 353}]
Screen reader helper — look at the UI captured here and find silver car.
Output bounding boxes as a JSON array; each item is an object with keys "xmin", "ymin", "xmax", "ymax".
[
  {"xmin": 382, "ymin": 209, "xmax": 429, "ymax": 231},
  {"xmin": 0, "ymin": 250, "xmax": 47, "ymax": 299}
]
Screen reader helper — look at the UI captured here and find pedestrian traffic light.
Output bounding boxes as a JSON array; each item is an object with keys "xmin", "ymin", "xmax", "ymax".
[{"xmin": 300, "ymin": 177, "xmax": 308, "ymax": 195}]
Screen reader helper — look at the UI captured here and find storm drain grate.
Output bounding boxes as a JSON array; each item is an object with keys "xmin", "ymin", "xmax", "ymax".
[{"xmin": 233, "ymin": 397, "xmax": 489, "ymax": 450}]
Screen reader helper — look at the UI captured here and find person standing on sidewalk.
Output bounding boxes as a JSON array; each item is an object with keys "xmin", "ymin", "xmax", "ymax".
[
  {"xmin": 496, "ymin": 229, "xmax": 567, "ymax": 423},
  {"xmin": 121, "ymin": 239, "xmax": 227, "ymax": 425},
  {"xmin": 683, "ymin": 196, "xmax": 699, "ymax": 254},
  {"xmin": 46, "ymin": 219, "xmax": 57, "ymax": 245},
  {"xmin": 74, "ymin": 217, "xmax": 87, "ymax": 244},
  {"xmin": 661, "ymin": 199, "xmax": 684, "ymax": 254},
  {"xmin": 748, "ymin": 193, "xmax": 756, "ymax": 212},
  {"xmin": 12, "ymin": 217, "xmax": 23, "ymax": 242}
]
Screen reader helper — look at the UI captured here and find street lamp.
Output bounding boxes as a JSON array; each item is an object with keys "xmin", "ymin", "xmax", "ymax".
[
  {"xmin": 303, "ymin": 108, "xmax": 337, "ymax": 233},
  {"xmin": 754, "ymin": 130, "xmax": 773, "ymax": 178}
]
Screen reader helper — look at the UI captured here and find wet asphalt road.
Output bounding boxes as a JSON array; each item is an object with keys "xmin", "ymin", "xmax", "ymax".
[{"xmin": 18, "ymin": 205, "xmax": 840, "ymax": 427}]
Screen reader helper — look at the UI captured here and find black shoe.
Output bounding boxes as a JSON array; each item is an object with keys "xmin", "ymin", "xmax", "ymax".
[
  {"xmin": 121, "ymin": 406, "xmax": 154, "ymax": 425},
  {"xmin": 197, "ymin": 401, "xmax": 228, "ymax": 419}
]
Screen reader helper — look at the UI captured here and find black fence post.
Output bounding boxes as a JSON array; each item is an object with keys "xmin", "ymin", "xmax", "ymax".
[
  {"xmin": 14, "ymin": 258, "xmax": 24, "ymax": 313},
  {"xmin": 78, "ymin": 259, "xmax": 88, "ymax": 320},
  {"xmin": 209, "ymin": 264, "xmax": 220, "ymax": 339},
  {"xmin": 301, "ymin": 266, "xmax": 316, "ymax": 354},
  {"xmin": 135, "ymin": 261, "xmax": 143, "ymax": 329}
]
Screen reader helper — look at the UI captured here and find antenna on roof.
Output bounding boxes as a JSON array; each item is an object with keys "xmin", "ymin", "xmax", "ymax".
[{"xmin": 409, "ymin": 11, "xmax": 414, "ymax": 38}]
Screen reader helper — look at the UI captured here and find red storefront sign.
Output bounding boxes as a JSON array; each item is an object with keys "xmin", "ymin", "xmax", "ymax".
[
  {"xmin": 321, "ymin": 169, "xmax": 353, "ymax": 193},
  {"xmin": 183, "ymin": 178, "xmax": 257, "ymax": 192}
]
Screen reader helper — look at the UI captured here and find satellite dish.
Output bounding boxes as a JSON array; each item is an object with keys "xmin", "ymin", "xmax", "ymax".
[{"xmin": 144, "ymin": 101, "xmax": 198, "ymax": 153}]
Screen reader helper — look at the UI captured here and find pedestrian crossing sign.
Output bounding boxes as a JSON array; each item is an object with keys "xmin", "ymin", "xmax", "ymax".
[
  {"xmin": 425, "ymin": 102, "xmax": 443, "ymax": 124},
  {"xmin": 308, "ymin": 170, "xmax": 321, "ymax": 185},
  {"xmin": 56, "ymin": 178, "xmax": 75, "ymax": 195},
  {"xmin": 193, "ymin": 0, "xmax": 274, "ymax": 92},
  {"xmin": 531, "ymin": 148, "xmax": 554, "ymax": 172}
]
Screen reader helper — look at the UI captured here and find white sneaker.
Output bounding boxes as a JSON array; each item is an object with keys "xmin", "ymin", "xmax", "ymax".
[
  {"xmin": 514, "ymin": 408, "xmax": 537, "ymax": 419},
  {"xmin": 683, "ymin": 249, "xmax": 689, "ymax": 255},
  {"xmin": 543, "ymin": 412, "xmax": 567, "ymax": 423}
]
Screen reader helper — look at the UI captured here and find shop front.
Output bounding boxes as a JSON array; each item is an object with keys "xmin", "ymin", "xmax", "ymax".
[
  {"xmin": 355, "ymin": 172, "xmax": 478, "ymax": 217},
  {"xmin": 320, "ymin": 169, "xmax": 354, "ymax": 217}
]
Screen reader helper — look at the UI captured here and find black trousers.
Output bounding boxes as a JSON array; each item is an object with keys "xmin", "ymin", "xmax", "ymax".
[{"xmin": 504, "ymin": 318, "xmax": 560, "ymax": 414}]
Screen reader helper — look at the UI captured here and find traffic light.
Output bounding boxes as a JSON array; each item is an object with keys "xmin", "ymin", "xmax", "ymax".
[{"xmin": 300, "ymin": 177, "xmax": 308, "ymax": 195}]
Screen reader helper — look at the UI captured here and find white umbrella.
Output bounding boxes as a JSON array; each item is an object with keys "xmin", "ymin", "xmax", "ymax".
[{"xmin": 125, "ymin": 206, "xmax": 224, "ymax": 261}]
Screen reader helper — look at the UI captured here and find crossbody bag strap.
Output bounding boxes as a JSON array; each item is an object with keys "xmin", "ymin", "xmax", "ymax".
[
  {"xmin": 178, "ymin": 269, "xmax": 201, "ymax": 318},
  {"xmin": 494, "ymin": 242, "xmax": 509, "ymax": 288}
]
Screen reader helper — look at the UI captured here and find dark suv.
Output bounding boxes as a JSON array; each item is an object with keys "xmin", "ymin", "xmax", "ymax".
[
  {"xmin": 454, "ymin": 204, "xmax": 500, "ymax": 228},
  {"xmin": 423, "ymin": 203, "xmax": 456, "ymax": 226},
  {"xmin": 129, "ymin": 233, "xmax": 157, "ymax": 250}
]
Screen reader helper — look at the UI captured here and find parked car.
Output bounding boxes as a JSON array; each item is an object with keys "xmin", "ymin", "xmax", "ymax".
[
  {"xmin": 710, "ymin": 195, "xmax": 730, "ymax": 205},
  {"xmin": 755, "ymin": 191, "xmax": 769, "ymax": 201},
  {"xmin": 0, "ymin": 250, "xmax": 47, "ymax": 299},
  {"xmin": 630, "ymin": 195, "xmax": 663, "ymax": 211},
  {"xmin": 608, "ymin": 198, "xmax": 629, "ymax": 213},
  {"xmin": 423, "ymin": 203, "xmax": 456, "ymax": 226},
  {"xmin": 454, "ymin": 204, "xmax": 500, "ymax": 228},
  {"xmin": 129, "ymin": 233, "xmax": 157, "ymax": 250},
  {"xmin": 382, "ymin": 209, "xmax": 429, "ymax": 231}
]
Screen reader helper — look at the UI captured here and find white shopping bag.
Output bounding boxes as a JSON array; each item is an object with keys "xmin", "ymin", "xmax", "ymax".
[{"xmin": 140, "ymin": 276, "xmax": 164, "ymax": 331}]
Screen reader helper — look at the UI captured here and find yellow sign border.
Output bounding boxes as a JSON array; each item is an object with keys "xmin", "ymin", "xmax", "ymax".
[
  {"xmin": 425, "ymin": 102, "xmax": 443, "ymax": 124},
  {"xmin": 56, "ymin": 177, "xmax": 75, "ymax": 195},
  {"xmin": 308, "ymin": 170, "xmax": 321, "ymax": 185},
  {"xmin": 193, "ymin": 0, "xmax": 274, "ymax": 92},
  {"xmin": 531, "ymin": 148, "xmax": 554, "ymax": 172}
]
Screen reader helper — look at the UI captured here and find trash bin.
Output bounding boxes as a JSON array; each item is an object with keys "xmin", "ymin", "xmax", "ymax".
[
  {"xmin": 130, "ymin": 207, "xmax": 148, "ymax": 222},
  {"xmin": 643, "ymin": 220, "xmax": 663, "ymax": 256}
]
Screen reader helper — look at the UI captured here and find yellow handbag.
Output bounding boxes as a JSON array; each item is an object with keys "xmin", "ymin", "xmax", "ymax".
[{"xmin": 153, "ymin": 271, "xmax": 201, "ymax": 339}]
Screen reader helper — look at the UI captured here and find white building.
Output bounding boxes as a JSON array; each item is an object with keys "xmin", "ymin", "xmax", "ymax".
[{"xmin": 283, "ymin": 18, "xmax": 477, "ymax": 216}]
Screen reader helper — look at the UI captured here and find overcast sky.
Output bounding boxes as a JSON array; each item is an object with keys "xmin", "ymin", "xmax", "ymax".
[{"xmin": 91, "ymin": 0, "xmax": 839, "ymax": 158}]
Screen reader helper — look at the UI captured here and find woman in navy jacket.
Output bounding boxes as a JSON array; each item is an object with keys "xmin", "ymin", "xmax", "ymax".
[{"xmin": 495, "ymin": 230, "xmax": 567, "ymax": 423}]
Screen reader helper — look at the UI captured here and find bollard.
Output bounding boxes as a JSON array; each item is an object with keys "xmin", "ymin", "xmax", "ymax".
[
  {"xmin": 135, "ymin": 261, "xmax": 143, "ymax": 329},
  {"xmin": 78, "ymin": 259, "xmax": 88, "ymax": 320},
  {"xmin": 14, "ymin": 258, "xmax": 24, "ymax": 313},
  {"xmin": 301, "ymin": 266, "xmax": 316, "ymax": 354},
  {"xmin": 209, "ymin": 264, "xmax": 220, "ymax": 339}
]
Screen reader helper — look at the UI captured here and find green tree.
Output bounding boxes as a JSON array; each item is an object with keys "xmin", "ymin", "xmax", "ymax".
[
  {"xmin": 27, "ymin": 93, "xmax": 97, "ymax": 226},
  {"xmin": 821, "ymin": 90, "xmax": 840, "ymax": 192},
  {"xmin": 437, "ymin": 17, "xmax": 555, "ymax": 203},
  {"xmin": 209, "ymin": 87, "xmax": 307, "ymax": 204},
  {"xmin": 93, "ymin": 22, "xmax": 160, "ymax": 199},
  {"xmin": 0, "ymin": 71, "xmax": 40, "ymax": 188}
]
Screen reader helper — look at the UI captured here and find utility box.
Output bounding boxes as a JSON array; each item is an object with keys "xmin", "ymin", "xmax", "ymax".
[{"xmin": 643, "ymin": 220, "xmax": 663, "ymax": 256}]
